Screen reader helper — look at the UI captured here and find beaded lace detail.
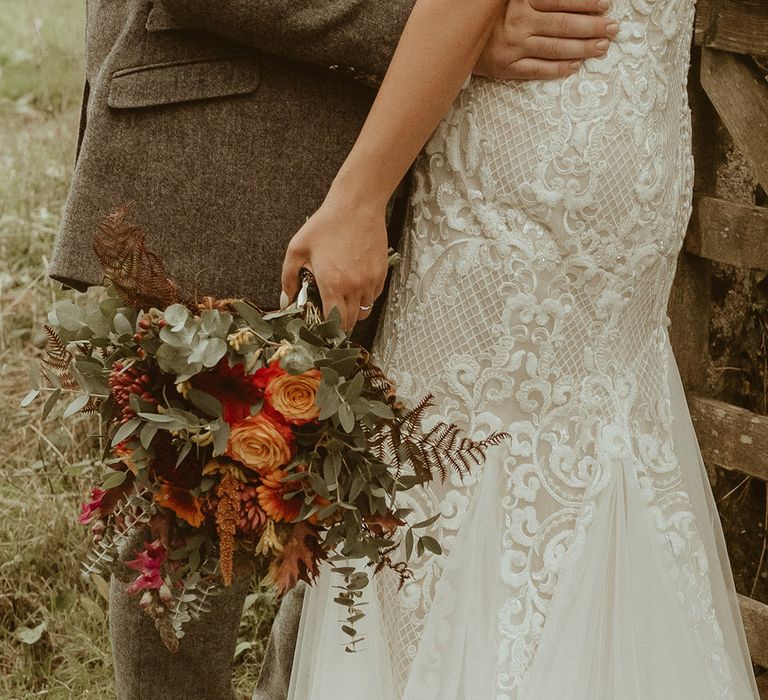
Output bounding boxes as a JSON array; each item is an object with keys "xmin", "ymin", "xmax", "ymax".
[{"xmin": 369, "ymin": 0, "xmax": 738, "ymax": 697}]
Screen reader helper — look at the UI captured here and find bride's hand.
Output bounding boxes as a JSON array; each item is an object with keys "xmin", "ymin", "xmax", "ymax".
[{"xmin": 281, "ymin": 192, "xmax": 389, "ymax": 333}]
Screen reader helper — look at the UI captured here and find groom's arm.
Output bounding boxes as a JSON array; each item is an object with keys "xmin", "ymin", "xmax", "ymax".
[
  {"xmin": 150, "ymin": 0, "xmax": 617, "ymax": 83},
  {"xmin": 149, "ymin": 0, "xmax": 415, "ymax": 79}
]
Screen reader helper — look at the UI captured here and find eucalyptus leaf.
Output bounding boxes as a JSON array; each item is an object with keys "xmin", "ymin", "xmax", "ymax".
[
  {"xmin": 318, "ymin": 391, "xmax": 341, "ymax": 422},
  {"xmin": 102, "ymin": 469, "xmax": 128, "ymax": 489},
  {"xmin": 420, "ymin": 535, "xmax": 442, "ymax": 555},
  {"xmin": 55, "ymin": 301, "xmax": 85, "ymax": 331},
  {"xmin": 187, "ymin": 388, "xmax": 223, "ymax": 418},
  {"xmin": 110, "ymin": 417, "xmax": 141, "ymax": 446},
  {"xmin": 63, "ymin": 393, "xmax": 90, "ymax": 418},
  {"xmin": 113, "ymin": 312, "xmax": 134, "ymax": 336},
  {"xmin": 41, "ymin": 388, "xmax": 62, "ymax": 419},
  {"xmin": 20, "ymin": 389, "xmax": 39, "ymax": 408},
  {"xmin": 344, "ymin": 372, "xmax": 365, "ymax": 403},
  {"xmin": 202, "ymin": 337, "xmax": 227, "ymax": 367},
  {"xmin": 412, "ymin": 513, "xmax": 442, "ymax": 529},
  {"xmin": 367, "ymin": 401, "xmax": 395, "ymax": 420},
  {"xmin": 176, "ymin": 441, "xmax": 192, "ymax": 467},
  {"xmin": 164, "ymin": 304, "xmax": 190, "ymax": 331},
  {"xmin": 405, "ymin": 529, "xmax": 414, "ymax": 560},
  {"xmin": 338, "ymin": 402, "xmax": 355, "ymax": 433},
  {"xmin": 323, "ymin": 452, "xmax": 342, "ymax": 490},
  {"xmin": 231, "ymin": 301, "xmax": 274, "ymax": 337},
  {"xmin": 212, "ymin": 420, "xmax": 230, "ymax": 456},
  {"xmin": 140, "ymin": 421, "xmax": 159, "ymax": 449}
]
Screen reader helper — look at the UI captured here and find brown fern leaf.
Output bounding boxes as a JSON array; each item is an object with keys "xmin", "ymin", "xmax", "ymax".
[
  {"xmin": 42, "ymin": 324, "xmax": 72, "ymax": 366},
  {"xmin": 78, "ymin": 397, "xmax": 102, "ymax": 414},
  {"xmin": 92, "ymin": 205, "xmax": 183, "ymax": 310},
  {"xmin": 359, "ymin": 350, "xmax": 401, "ymax": 407},
  {"xmin": 41, "ymin": 324, "xmax": 79, "ymax": 390}
]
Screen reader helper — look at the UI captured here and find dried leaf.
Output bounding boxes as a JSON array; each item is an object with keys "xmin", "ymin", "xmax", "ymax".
[
  {"xmin": 92, "ymin": 206, "xmax": 183, "ymax": 311},
  {"xmin": 270, "ymin": 522, "xmax": 324, "ymax": 594}
]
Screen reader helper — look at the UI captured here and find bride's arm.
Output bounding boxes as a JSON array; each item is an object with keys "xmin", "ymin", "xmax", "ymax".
[{"xmin": 282, "ymin": 0, "xmax": 507, "ymax": 330}]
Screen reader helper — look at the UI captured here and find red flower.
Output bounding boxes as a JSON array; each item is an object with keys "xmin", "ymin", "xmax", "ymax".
[
  {"xmin": 78, "ymin": 487, "xmax": 106, "ymax": 525},
  {"xmin": 126, "ymin": 540, "xmax": 167, "ymax": 594},
  {"xmin": 190, "ymin": 357, "xmax": 264, "ymax": 424},
  {"xmin": 151, "ymin": 431, "xmax": 203, "ymax": 489},
  {"xmin": 77, "ymin": 476, "xmax": 134, "ymax": 525},
  {"xmin": 252, "ymin": 363, "xmax": 286, "ymax": 392}
]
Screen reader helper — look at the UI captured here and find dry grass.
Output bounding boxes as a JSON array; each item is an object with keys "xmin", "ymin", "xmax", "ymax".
[{"xmin": 0, "ymin": 4, "xmax": 274, "ymax": 697}]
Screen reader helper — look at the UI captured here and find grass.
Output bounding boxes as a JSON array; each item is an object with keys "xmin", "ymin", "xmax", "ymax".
[{"xmin": 0, "ymin": 4, "xmax": 274, "ymax": 697}]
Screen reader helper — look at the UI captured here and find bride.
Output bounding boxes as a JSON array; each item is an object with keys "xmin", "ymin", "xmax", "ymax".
[{"xmin": 279, "ymin": 0, "xmax": 760, "ymax": 697}]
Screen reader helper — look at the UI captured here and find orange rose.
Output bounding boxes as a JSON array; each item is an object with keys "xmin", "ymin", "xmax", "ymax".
[
  {"xmin": 265, "ymin": 369, "xmax": 321, "ymax": 425},
  {"xmin": 225, "ymin": 413, "xmax": 294, "ymax": 475}
]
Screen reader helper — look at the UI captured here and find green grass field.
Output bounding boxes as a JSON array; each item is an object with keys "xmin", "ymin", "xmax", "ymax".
[{"xmin": 0, "ymin": 3, "xmax": 274, "ymax": 697}]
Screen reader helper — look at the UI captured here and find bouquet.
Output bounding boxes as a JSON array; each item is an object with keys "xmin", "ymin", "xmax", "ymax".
[{"xmin": 24, "ymin": 208, "xmax": 506, "ymax": 651}]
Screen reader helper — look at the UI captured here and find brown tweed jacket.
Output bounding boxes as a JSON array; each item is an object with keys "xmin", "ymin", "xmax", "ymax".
[
  {"xmin": 48, "ymin": 0, "xmax": 414, "ymax": 310},
  {"xmin": 49, "ymin": 2, "xmax": 417, "ymax": 699}
]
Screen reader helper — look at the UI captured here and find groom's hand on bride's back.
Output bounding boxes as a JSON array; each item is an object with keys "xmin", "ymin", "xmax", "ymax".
[{"xmin": 476, "ymin": 0, "xmax": 619, "ymax": 80}]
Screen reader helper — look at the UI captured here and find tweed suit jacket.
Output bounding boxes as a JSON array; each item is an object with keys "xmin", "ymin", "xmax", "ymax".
[{"xmin": 48, "ymin": 0, "xmax": 415, "ymax": 311}]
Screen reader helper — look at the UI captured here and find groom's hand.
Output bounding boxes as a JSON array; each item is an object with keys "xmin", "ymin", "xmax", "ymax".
[{"xmin": 476, "ymin": 0, "xmax": 618, "ymax": 80}]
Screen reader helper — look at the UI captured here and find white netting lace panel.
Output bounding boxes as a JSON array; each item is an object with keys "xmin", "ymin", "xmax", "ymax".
[{"xmin": 362, "ymin": 0, "xmax": 756, "ymax": 697}]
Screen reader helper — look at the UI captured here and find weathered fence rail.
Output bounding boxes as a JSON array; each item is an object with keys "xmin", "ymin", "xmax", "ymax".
[{"xmin": 670, "ymin": 0, "xmax": 768, "ymax": 687}]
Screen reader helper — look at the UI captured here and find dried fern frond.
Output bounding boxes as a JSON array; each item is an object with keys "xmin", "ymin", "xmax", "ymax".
[
  {"xmin": 41, "ymin": 323, "xmax": 79, "ymax": 390},
  {"xmin": 92, "ymin": 205, "xmax": 183, "ymax": 311},
  {"xmin": 359, "ymin": 349, "xmax": 401, "ymax": 408},
  {"xmin": 369, "ymin": 392, "xmax": 509, "ymax": 484},
  {"xmin": 78, "ymin": 396, "xmax": 103, "ymax": 414}
]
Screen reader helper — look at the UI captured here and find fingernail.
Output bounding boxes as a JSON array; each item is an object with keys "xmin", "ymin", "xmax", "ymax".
[
  {"xmin": 597, "ymin": 39, "xmax": 610, "ymax": 51},
  {"xmin": 280, "ymin": 290, "xmax": 289, "ymax": 308},
  {"xmin": 606, "ymin": 22, "xmax": 619, "ymax": 36},
  {"xmin": 597, "ymin": 0, "xmax": 611, "ymax": 10},
  {"xmin": 570, "ymin": 61, "xmax": 581, "ymax": 72}
]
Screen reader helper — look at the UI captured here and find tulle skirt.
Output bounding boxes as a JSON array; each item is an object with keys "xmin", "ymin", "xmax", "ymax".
[{"xmin": 286, "ymin": 340, "xmax": 758, "ymax": 700}]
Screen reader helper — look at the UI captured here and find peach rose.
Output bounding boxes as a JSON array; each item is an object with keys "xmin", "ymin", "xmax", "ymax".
[
  {"xmin": 225, "ymin": 413, "xmax": 294, "ymax": 475},
  {"xmin": 265, "ymin": 369, "xmax": 321, "ymax": 425}
]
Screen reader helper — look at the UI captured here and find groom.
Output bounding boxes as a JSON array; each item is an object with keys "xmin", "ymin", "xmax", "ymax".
[{"xmin": 47, "ymin": 1, "xmax": 616, "ymax": 698}]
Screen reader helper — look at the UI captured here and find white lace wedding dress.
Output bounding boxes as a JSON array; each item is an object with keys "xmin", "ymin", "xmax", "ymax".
[{"xmin": 286, "ymin": 0, "xmax": 760, "ymax": 697}]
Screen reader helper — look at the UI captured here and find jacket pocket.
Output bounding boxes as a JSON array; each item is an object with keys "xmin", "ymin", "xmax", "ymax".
[{"xmin": 107, "ymin": 54, "xmax": 261, "ymax": 109}]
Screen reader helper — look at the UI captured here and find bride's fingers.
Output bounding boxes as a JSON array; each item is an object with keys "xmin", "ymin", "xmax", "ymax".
[
  {"xmin": 525, "ymin": 35, "xmax": 610, "ymax": 60},
  {"xmin": 357, "ymin": 297, "xmax": 374, "ymax": 322},
  {"xmin": 505, "ymin": 58, "xmax": 582, "ymax": 80},
  {"xmin": 533, "ymin": 11, "xmax": 619, "ymax": 39}
]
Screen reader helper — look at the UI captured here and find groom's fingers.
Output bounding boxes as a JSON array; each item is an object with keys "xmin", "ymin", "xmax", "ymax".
[
  {"xmin": 530, "ymin": 0, "xmax": 611, "ymax": 13},
  {"xmin": 525, "ymin": 35, "xmax": 610, "ymax": 60},
  {"xmin": 507, "ymin": 58, "xmax": 583, "ymax": 79},
  {"xmin": 533, "ymin": 11, "xmax": 619, "ymax": 39}
]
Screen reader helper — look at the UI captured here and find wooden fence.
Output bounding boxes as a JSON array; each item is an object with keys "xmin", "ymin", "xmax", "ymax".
[{"xmin": 668, "ymin": 0, "xmax": 768, "ymax": 692}]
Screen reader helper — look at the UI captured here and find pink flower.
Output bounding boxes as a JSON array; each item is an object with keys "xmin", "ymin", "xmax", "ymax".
[
  {"xmin": 125, "ymin": 540, "xmax": 167, "ymax": 594},
  {"xmin": 77, "ymin": 487, "xmax": 106, "ymax": 525}
]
